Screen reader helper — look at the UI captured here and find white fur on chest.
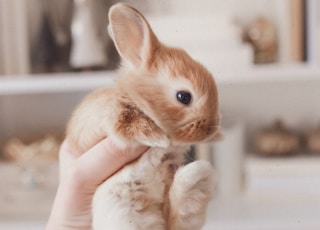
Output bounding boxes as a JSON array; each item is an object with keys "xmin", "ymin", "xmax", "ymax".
[{"xmin": 92, "ymin": 145, "xmax": 189, "ymax": 230}]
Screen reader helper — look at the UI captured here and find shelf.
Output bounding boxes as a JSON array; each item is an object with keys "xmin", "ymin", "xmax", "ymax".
[
  {"xmin": 0, "ymin": 162, "xmax": 58, "ymax": 222},
  {"xmin": 0, "ymin": 71, "xmax": 117, "ymax": 95},
  {"xmin": 201, "ymin": 154, "xmax": 320, "ymax": 229},
  {"xmin": 246, "ymin": 154, "xmax": 320, "ymax": 177},
  {"xmin": 245, "ymin": 155, "xmax": 320, "ymax": 196},
  {"xmin": 2, "ymin": 193, "xmax": 320, "ymax": 230},
  {"xmin": 0, "ymin": 64, "xmax": 319, "ymax": 96},
  {"xmin": 204, "ymin": 194, "xmax": 320, "ymax": 230},
  {"xmin": 213, "ymin": 64, "xmax": 320, "ymax": 84}
]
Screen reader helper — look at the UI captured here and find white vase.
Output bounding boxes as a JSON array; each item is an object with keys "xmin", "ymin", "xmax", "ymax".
[{"xmin": 70, "ymin": 0, "xmax": 107, "ymax": 69}]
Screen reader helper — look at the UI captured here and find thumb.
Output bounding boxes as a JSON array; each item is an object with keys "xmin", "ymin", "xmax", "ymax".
[{"xmin": 72, "ymin": 138, "xmax": 148, "ymax": 189}]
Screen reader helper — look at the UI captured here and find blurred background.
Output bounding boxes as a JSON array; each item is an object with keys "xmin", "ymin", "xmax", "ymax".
[{"xmin": 1, "ymin": 0, "xmax": 320, "ymax": 229}]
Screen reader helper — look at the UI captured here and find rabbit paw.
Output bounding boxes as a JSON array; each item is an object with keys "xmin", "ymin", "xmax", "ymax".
[
  {"xmin": 171, "ymin": 160, "xmax": 215, "ymax": 214},
  {"xmin": 168, "ymin": 160, "xmax": 215, "ymax": 229}
]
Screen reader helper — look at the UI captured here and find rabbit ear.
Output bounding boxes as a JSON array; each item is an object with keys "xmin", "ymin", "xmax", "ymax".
[{"xmin": 108, "ymin": 3, "xmax": 159, "ymax": 68}]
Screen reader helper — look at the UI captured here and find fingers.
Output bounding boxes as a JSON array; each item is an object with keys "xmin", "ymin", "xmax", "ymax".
[
  {"xmin": 65, "ymin": 138, "xmax": 148, "ymax": 191},
  {"xmin": 58, "ymin": 140, "xmax": 78, "ymax": 181},
  {"xmin": 48, "ymin": 139, "xmax": 147, "ymax": 230}
]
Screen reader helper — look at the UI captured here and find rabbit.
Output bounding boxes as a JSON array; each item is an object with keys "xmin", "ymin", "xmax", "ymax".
[{"xmin": 66, "ymin": 3, "xmax": 220, "ymax": 230}]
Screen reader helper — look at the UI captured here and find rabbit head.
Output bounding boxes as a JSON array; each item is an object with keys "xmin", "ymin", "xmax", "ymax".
[{"xmin": 109, "ymin": 3, "xmax": 220, "ymax": 146}]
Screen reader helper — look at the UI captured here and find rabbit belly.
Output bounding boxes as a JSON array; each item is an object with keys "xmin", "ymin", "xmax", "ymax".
[
  {"xmin": 92, "ymin": 170, "xmax": 166, "ymax": 230},
  {"xmin": 92, "ymin": 147, "xmax": 185, "ymax": 230}
]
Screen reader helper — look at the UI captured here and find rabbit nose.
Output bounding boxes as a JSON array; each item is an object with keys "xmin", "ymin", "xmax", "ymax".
[{"xmin": 206, "ymin": 127, "xmax": 212, "ymax": 135}]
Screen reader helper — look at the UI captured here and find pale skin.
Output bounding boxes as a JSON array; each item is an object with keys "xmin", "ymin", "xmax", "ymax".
[{"xmin": 46, "ymin": 138, "xmax": 147, "ymax": 230}]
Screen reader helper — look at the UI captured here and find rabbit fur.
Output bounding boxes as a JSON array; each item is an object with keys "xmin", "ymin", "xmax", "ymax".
[{"xmin": 66, "ymin": 3, "xmax": 220, "ymax": 230}]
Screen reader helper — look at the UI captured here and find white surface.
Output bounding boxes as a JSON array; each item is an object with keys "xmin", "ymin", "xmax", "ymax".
[
  {"xmin": 204, "ymin": 194, "xmax": 320, "ymax": 230},
  {"xmin": 246, "ymin": 155, "xmax": 320, "ymax": 195},
  {"xmin": 0, "ymin": 71, "xmax": 116, "ymax": 95},
  {"xmin": 0, "ymin": 222, "xmax": 45, "ymax": 230},
  {"xmin": 0, "ymin": 162, "xmax": 58, "ymax": 222},
  {"xmin": 1, "ymin": 160, "xmax": 320, "ymax": 230},
  {"xmin": 2, "ymin": 195, "xmax": 320, "ymax": 230},
  {"xmin": 213, "ymin": 64, "xmax": 320, "ymax": 83},
  {"xmin": 246, "ymin": 155, "xmax": 320, "ymax": 177},
  {"xmin": 201, "ymin": 155, "xmax": 320, "ymax": 229}
]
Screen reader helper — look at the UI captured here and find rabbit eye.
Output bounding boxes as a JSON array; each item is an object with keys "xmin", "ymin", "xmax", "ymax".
[{"xmin": 176, "ymin": 91, "xmax": 192, "ymax": 105}]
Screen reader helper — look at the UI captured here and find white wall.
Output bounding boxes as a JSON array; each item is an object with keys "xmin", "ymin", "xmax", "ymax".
[
  {"xmin": 168, "ymin": 0, "xmax": 278, "ymax": 18},
  {"xmin": 218, "ymin": 77, "xmax": 320, "ymax": 148},
  {"xmin": 0, "ymin": 92, "xmax": 87, "ymax": 139}
]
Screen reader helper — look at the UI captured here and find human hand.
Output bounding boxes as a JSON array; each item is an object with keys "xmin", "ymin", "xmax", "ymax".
[{"xmin": 46, "ymin": 138, "xmax": 147, "ymax": 230}]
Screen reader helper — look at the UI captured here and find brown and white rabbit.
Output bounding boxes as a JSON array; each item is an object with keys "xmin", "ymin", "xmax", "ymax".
[{"xmin": 66, "ymin": 3, "xmax": 220, "ymax": 230}]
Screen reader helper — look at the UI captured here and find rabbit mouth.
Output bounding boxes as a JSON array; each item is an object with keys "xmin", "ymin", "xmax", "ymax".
[
  {"xmin": 204, "ymin": 129, "xmax": 222, "ymax": 142},
  {"xmin": 171, "ymin": 119, "xmax": 220, "ymax": 143}
]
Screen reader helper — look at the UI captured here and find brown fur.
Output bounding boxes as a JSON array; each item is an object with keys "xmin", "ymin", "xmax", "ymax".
[
  {"xmin": 67, "ymin": 3, "xmax": 219, "ymax": 230},
  {"xmin": 67, "ymin": 88, "xmax": 113, "ymax": 155},
  {"xmin": 115, "ymin": 101, "xmax": 166, "ymax": 142}
]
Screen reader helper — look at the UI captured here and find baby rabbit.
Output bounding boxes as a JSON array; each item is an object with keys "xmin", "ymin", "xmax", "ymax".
[{"xmin": 67, "ymin": 3, "xmax": 220, "ymax": 230}]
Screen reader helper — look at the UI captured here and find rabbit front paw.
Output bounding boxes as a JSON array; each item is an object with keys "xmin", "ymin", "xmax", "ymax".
[
  {"xmin": 168, "ymin": 160, "xmax": 215, "ymax": 230},
  {"xmin": 171, "ymin": 160, "xmax": 214, "ymax": 213}
]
